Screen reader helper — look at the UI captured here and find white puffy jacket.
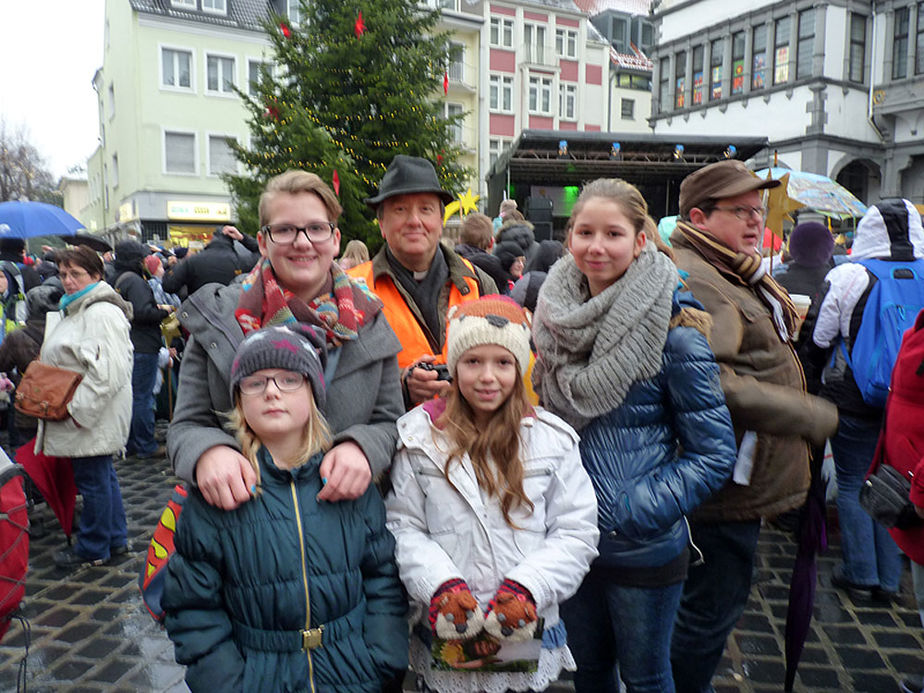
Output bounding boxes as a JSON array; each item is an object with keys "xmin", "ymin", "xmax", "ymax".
[
  {"xmin": 36, "ymin": 282, "xmax": 133, "ymax": 458},
  {"xmin": 385, "ymin": 403, "xmax": 599, "ymax": 629}
]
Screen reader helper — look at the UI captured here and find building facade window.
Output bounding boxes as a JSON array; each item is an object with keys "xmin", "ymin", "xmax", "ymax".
[
  {"xmin": 692, "ymin": 45, "xmax": 705, "ymax": 105},
  {"xmin": 202, "ymin": 0, "xmax": 227, "ymax": 14},
  {"xmin": 849, "ymin": 14, "xmax": 867, "ymax": 82},
  {"xmin": 659, "ymin": 57, "xmax": 670, "ymax": 112},
  {"xmin": 556, "ymin": 28, "xmax": 578, "ymax": 59},
  {"xmin": 489, "ymin": 138, "xmax": 512, "ymax": 166},
  {"xmin": 111, "ymin": 155, "xmax": 119, "ymax": 188},
  {"xmin": 528, "ymin": 75, "xmax": 553, "ymax": 114},
  {"xmin": 797, "ymin": 9, "xmax": 814, "ymax": 79},
  {"xmin": 621, "ymin": 98, "xmax": 635, "ymax": 119},
  {"xmin": 208, "ymin": 135, "xmax": 236, "ymax": 175},
  {"xmin": 445, "ymin": 103, "xmax": 464, "ymax": 144},
  {"xmin": 524, "ymin": 24, "xmax": 547, "ymax": 64},
  {"xmin": 108, "ymin": 84, "xmax": 115, "ymax": 119},
  {"xmin": 894, "ymin": 7, "xmax": 910, "ymax": 79},
  {"xmin": 710, "ymin": 39, "xmax": 723, "ymax": 100},
  {"xmin": 171, "ymin": 0, "xmax": 195, "ymax": 8},
  {"xmin": 616, "ymin": 73, "xmax": 651, "ymax": 89},
  {"xmin": 490, "ymin": 16, "xmax": 513, "ymax": 48},
  {"xmin": 916, "ymin": 3, "xmax": 924, "ymax": 74},
  {"xmin": 248, "ymin": 60, "xmax": 271, "ymax": 94},
  {"xmin": 287, "ymin": 0, "xmax": 301, "ymax": 26},
  {"xmin": 731, "ymin": 32, "xmax": 745, "ymax": 95},
  {"xmin": 559, "ymin": 83, "xmax": 576, "ymax": 119},
  {"xmin": 448, "ymin": 42, "xmax": 464, "ymax": 82},
  {"xmin": 207, "ymin": 54, "xmax": 235, "ymax": 93},
  {"xmin": 675, "ymin": 50, "xmax": 686, "ymax": 108},
  {"xmin": 773, "ymin": 16, "xmax": 791, "ymax": 84},
  {"xmin": 162, "ymin": 48, "xmax": 192, "ymax": 89},
  {"xmin": 489, "ymin": 74, "xmax": 513, "ymax": 112},
  {"xmin": 752, "ymin": 25, "xmax": 767, "ymax": 89},
  {"xmin": 165, "ymin": 131, "xmax": 196, "ymax": 174}
]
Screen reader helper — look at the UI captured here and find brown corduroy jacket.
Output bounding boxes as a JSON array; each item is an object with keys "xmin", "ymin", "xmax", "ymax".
[{"xmin": 671, "ymin": 233, "xmax": 838, "ymax": 521}]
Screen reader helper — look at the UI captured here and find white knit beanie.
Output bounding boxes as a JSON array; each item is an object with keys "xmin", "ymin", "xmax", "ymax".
[{"xmin": 446, "ymin": 295, "xmax": 531, "ymax": 375}]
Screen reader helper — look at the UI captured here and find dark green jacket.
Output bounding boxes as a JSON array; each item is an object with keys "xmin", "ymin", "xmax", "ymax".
[{"xmin": 163, "ymin": 449, "xmax": 408, "ymax": 692}]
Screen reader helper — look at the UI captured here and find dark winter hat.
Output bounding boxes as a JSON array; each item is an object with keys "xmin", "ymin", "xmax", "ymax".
[
  {"xmin": 0, "ymin": 238, "xmax": 25, "ymax": 255},
  {"xmin": 447, "ymin": 295, "xmax": 531, "ymax": 376},
  {"xmin": 788, "ymin": 221, "xmax": 834, "ymax": 268},
  {"xmin": 174, "ymin": 247, "xmax": 189, "ymax": 260},
  {"xmin": 230, "ymin": 325, "xmax": 327, "ymax": 410},
  {"xmin": 114, "ymin": 239, "xmax": 150, "ymax": 264},
  {"xmin": 25, "ymin": 283, "xmax": 64, "ymax": 320},
  {"xmin": 364, "ymin": 155, "xmax": 455, "ymax": 209},
  {"xmin": 494, "ymin": 240, "xmax": 524, "ymax": 274},
  {"xmin": 679, "ymin": 160, "xmax": 780, "ymax": 218}
]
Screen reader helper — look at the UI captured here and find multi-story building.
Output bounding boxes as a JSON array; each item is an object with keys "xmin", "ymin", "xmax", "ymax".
[
  {"xmin": 88, "ymin": 0, "xmax": 619, "ymax": 240},
  {"xmin": 88, "ymin": 0, "xmax": 289, "ymax": 244},
  {"xmin": 580, "ymin": 0, "xmax": 655, "ymax": 133},
  {"xmin": 485, "ymin": 0, "xmax": 613, "ymax": 174},
  {"xmin": 428, "ymin": 0, "xmax": 485, "ymax": 194},
  {"xmin": 648, "ymin": 0, "xmax": 924, "ymax": 208}
]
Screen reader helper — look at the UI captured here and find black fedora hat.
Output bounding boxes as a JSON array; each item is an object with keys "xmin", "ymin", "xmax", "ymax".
[{"xmin": 364, "ymin": 155, "xmax": 455, "ymax": 209}]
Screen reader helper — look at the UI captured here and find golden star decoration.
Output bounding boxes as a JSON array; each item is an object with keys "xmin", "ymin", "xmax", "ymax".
[
  {"xmin": 763, "ymin": 172, "xmax": 805, "ymax": 240},
  {"xmin": 458, "ymin": 188, "xmax": 480, "ymax": 216},
  {"xmin": 442, "ymin": 200, "xmax": 461, "ymax": 225}
]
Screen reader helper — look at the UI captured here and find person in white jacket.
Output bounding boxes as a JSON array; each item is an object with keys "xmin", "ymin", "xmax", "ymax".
[
  {"xmin": 37, "ymin": 246, "xmax": 134, "ymax": 569},
  {"xmin": 385, "ymin": 296, "xmax": 599, "ymax": 693}
]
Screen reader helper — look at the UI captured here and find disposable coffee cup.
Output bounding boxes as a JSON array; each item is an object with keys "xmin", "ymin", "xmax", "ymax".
[{"xmin": 790, "ymin": 293, "xmax": 811, "ymax": 340}]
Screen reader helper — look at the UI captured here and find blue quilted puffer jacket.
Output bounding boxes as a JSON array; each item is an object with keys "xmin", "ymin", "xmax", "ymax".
[{"xmin": 579, "ymin": 293, "xmax": 737, "ymax": 570}]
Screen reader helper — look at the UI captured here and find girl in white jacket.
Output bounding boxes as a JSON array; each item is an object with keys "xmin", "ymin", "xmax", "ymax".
[{"xmin": 385, "ymin": 296, "xmax": 599, "ymax": 693}]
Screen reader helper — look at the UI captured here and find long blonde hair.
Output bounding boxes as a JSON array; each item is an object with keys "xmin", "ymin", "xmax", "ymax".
[
  {"xmin": 435, "ymin": 371, "xmax": 534, "ymax": 528},
  {"xmin": 225, "ymin": 393, "xmax": 332, "ymax": 489}
]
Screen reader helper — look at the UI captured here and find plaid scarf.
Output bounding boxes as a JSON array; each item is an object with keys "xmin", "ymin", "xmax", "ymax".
[
  {"xmin": 235, "ymin": 259, "xmax": 380, "ymax": 345},
  {"xmin": 674, "ymin": 220, "xmax": 798, "ymax": 342}
]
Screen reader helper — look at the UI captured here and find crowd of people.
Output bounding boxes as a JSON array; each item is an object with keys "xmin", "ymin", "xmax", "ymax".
[{"xmin": 2, "ymin": 153, "xmax": 922, "ymax": 692}]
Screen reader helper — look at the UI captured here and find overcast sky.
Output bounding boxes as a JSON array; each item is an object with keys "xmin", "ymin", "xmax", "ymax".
[{"xmin": 0, "ymin": 1, "xmax": 105, "ymax": 179}]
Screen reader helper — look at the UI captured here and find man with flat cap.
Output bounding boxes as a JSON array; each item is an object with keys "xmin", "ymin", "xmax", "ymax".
[
  {"xmin": 349, "ymin": 155, "xmax": 496, "ymax": 407},
  {"xmin": 668, "ymin": 160, "xmax": 838, "ymax": 692}
]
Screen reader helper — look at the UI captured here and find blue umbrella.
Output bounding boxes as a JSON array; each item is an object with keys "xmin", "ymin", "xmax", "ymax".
[{"xmin": 0, "ymin": 201, "xmax": 85, "ymax": 239}]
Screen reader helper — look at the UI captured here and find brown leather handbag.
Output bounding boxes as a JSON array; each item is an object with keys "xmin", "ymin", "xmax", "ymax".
[{"xmin": 14, "ymin": 361, "xmax": 83, "ymax": 421}]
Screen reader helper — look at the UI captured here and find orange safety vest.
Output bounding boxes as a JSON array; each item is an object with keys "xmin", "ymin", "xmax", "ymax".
[{"xmin": 348, "ymin": 259, "xmax": 482, "ymax": 369}]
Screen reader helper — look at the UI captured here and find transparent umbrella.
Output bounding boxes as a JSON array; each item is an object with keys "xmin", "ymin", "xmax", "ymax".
[{"xmin": 755, "ymin": 168, "xmax": 867, "ymax": 218}]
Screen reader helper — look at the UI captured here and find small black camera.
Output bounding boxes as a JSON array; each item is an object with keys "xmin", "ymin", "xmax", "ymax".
[{"xmin": 417, "ymin": 362, "xmax": 453, "ymax": 382}]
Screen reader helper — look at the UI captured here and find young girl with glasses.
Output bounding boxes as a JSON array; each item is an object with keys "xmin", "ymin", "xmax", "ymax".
[
  {"xmin": 163, "ymin": 324, "xmax": 408, "ymax": 692},
  {"xmin": 386, "ymin": 296, "xmax": 599, "ymax": 693}
]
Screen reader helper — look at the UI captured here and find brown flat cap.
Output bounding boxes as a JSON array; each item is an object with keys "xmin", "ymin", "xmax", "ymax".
[{"xmin": 679, "ymin": 160, "xmax": 780, "ymax": 218}]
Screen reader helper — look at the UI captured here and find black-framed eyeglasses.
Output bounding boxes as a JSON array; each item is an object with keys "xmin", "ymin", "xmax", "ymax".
[
  {"xmin": 238, "ymin": 372, "xmax": 307, "ymax": 396},
  {"xmin": 260, "ymin": 222, "xmax": 335, "ymax": 244},
  {"xmin": 712, "ymin": 205, "xmax": 767, "ymax": 221}
]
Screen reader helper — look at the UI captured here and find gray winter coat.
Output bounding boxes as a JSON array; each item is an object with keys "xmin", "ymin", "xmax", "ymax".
[{"xmin": 168, "ymin": 280, "xmax": 404, "ymax": 485}]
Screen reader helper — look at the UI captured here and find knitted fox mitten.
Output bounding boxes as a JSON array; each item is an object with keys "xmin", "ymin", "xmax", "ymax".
[
  {"xmin": 428, "ymin": 578, "xmax": 485, "ymax": 640},
  {"xmin": 483, "ymin": 579, "xmax": 538, "ymax": 642}
]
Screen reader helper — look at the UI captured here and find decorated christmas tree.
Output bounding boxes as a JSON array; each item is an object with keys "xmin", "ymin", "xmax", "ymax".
[{"xmin": 227, "ymin": 0, "xmax": 470, "ymax": 248}]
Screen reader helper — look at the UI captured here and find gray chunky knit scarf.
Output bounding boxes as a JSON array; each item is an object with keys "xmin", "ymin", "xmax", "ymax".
[{"xmin": 532, "ymin": 241, "xmax": 678, "ymax": 430}]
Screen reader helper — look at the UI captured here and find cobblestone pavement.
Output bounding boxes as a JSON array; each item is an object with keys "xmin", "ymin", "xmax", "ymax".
[{"xmin": 0, "ymin": 448, "xmax": 920, "ymax": 692}]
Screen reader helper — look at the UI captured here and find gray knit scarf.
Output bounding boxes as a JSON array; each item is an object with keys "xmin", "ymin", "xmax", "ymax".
[{"xmin": 532, "ymin": 241, "xmax": 678, "ymax": 431}]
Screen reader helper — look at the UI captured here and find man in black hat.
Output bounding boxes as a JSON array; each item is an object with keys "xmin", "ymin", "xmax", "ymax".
[
  {"xmin": 667, "ymin": 160, "xmax": 838, "ymax": 692},
  {"xmin": 348, "ymin": 155, "xmax": 496, "ymax": 407}
]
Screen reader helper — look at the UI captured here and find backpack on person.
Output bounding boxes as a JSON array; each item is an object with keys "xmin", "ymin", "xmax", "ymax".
[
  {"xmin": 842, "ymin": 257, "xmax": 924, "ymax": 408},
  {"xmin": 138, "ymin": 484, "xmax": 187, "ymax": 623}
]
